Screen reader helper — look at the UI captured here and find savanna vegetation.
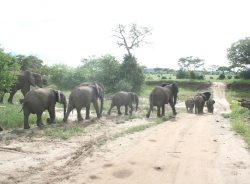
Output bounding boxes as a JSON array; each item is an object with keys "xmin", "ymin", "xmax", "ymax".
[{"xmin": 0, "ymin": 26, "xmax": 249, "ymax": 143}]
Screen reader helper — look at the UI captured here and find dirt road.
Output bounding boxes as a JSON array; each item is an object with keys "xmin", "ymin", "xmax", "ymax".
[{"xmin": 1, "ymin": 82, "xmax": 250, "ymax": 184}]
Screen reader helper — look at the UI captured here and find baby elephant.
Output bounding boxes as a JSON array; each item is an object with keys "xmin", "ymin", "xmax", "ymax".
[
  {"xmin": 22, "ymin": 88, "xmax": 67, "ymax": 129},
  {"xmin": 206, "ymin": 99, "xmax": 215, "ymax": 113},
  {"xmin": 185, "ymin": 98, "xmax": 194, "ymax": 113},
  {"xmin": 108, "ymin": 91, "xmax": 138, "ymax": 115}
]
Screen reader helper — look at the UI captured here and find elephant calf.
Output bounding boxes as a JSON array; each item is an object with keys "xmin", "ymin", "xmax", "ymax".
[
  {"xmin": 185, "ymin": 98, "xmax": 194, "ymax": 113},
  {"xmin": 194, "ymin": 92, "xmax": 211, "ymax": 114},
  {"xmin": 108, "ymin": 91, "xmax": 139, "ymax": 115},
  {"xmin": 22, "ymin": 88, "xmax": 67, "ymax": 129},
  {"xmin": 206, "ymin": 99, "xmax": 215, "ymax": 113}
]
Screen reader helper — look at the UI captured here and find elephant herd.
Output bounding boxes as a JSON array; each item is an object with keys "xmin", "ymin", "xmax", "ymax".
[
  {"xmin": 0, "ymin": 71, "xmax": 215, "ymax": 130},
  {"xmin": 185, "ymin": 92, "xmax": 215, "ymax": 114}
]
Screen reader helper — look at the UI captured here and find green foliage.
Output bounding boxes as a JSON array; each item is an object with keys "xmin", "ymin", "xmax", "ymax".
[
  {"xmin": 239, "ymin": 69, "xmax": 250, "ymax": 79},
  {"xmin": 49, "ymin": 64, "xmax": 85, "ymax": 90},
  {"xmin": 176, "ymin": 70, "xmax": 189, "ymax": 79},
  {"xmin": 114, "ymin": 79, "xmax": 133, "ymax": 91},
  {"xmin": 16, "ymin": 55, "xmax": 49, "ymax": 75},
  {"xmin": 218, "ymin": 73, "xmax": 225, "ymax": 80},
  {"xmin": 227, "ymin": 37, "xmax": 250, "ymax": 68},
  {"xmin": 226, "ymin": 88, "xmax": 250, "ymax": 148},
  {"xmin": 0, "ymin": 48, "xmax": 19, "ymax": 95},
  {"xmin": 119, "ymin": 54, "xmax": 145, "ymax": 92}
]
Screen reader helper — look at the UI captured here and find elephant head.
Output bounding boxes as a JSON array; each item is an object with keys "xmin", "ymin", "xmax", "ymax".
[
  {"xmin": 199, "ymin": 92, "xmax": 211, "ymax": 101},
  {"xmin": 129, "ymin": 92, "xmax": 139, "ymax": 111},
  {"xmin": 163, "ymin": 83, "xmax": 179, "ymax": 105},
  {"xmin": 53, "ymin": 90, "xmax": 67, "ymax": 119},
  {"xmin": 23, "ymin": 70, "xmax": 36, "ymax": 86},
  {"xmin": 33, "ymin": 73, "xmax": 43, "ymax": 88}
]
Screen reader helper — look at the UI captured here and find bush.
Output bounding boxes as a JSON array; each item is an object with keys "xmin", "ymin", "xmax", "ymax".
[
  {"xmin": 218, "ymin": 73, "xmax": 225, "ymax": 80},
  {"xmin": 176, "ymin": 70, "xmax": 189, "ymax": 79},
  {"xmin": 210, "ymin": 76, "xmax": 213, "ymax": 79},
  {"xmin": 197, "ymin": 75, "xmax": 204, "ymax": 80},
  {"xmin": 234, "ymin": 75, "xmax": 240, "ymax": 79},
  {"xmin": 114, "ymin": 80, "xmax": 133, "ymax": 91},
  {"xmin": 161, "ymin": 76, "xmax": 167, "ymax": 79},
  {"xmin": 119, "ymin": 55, "xmax": 144, "ymax": 92},
  {"xmin": 239, "ymin": 70, "xmax": 250, "ymax": 79},
  {"xmin": 190, "ymin": 71, "xmax": 196, "ymax": 79},
  {"xmin": 227, "ymin": 75, "xmax": 232, "ymax": 79}
]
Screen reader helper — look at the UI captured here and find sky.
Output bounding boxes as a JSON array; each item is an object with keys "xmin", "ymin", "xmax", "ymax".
[{"xmin": 0, "ymin": 0, "xmax": 249, "ymax": 69}]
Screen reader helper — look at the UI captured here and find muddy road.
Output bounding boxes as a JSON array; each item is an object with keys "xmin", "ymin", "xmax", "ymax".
[{"xmin": 0, "ymin": 82, "xmax": 250, "ymax": 184}]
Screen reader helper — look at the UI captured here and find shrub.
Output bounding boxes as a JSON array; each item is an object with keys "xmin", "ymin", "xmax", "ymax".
[
  {"xmin": 227, "ymin": 75, "xmax": 232, "ymax": 79},
  {"xmin": 234, "ymin": 75, "xmax": 240, "ymax": 79},
  {"xmin": 176, "ymin": 70, "xmax": 189, "ymax": 79},
  {"xmin": 218, "ymin": 73, "xmax": 225, "ymax": 80},
  {"xmin": 239, "ymin": 69, "xmax": 250, "ymax": 79},
  {"xmin": 114, "ymin": 80, "xmax": 133, "ymax": 91},
  {"xmin": 161, "ymin": 76, "xmax": 167, "ymax": 79},
  {"xmin": 210, "ymin": 76, "xmax": 213, "ymax": 79}
]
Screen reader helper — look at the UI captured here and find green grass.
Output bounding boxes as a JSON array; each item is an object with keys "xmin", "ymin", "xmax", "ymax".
[
  {"xmin": 45, "ymin": 127, "xmax": 85, "ymax": 140},
  {"xmin": 226, "ymin": 88, "xmax": 250, "ymax": 148}
]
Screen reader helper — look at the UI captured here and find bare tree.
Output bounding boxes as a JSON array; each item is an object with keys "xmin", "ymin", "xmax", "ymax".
[{"xmin": 114, "ymin": 23, "xmax": 152, "ymax": 56}]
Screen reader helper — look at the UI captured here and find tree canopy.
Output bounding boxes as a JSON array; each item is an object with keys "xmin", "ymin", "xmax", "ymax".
[
  {"xmin": 0, "ymin": 48, "xmax": 19, "ymax": 94},
  {"xmin": 227, "ymin": 37, "xmax": 250, "ymax": 69},
  {"xmin": 178, "ymin": 56, "xmax": 204, "ymax": 71}
]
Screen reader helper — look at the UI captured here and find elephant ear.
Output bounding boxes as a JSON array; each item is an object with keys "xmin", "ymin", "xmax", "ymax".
[
  {"xmin": 25, "ymin": 71, "xmax": 36, "ymax": 86},
  {"xmin": 94, "ymin": 83, "xmax": 100, "ymax": 97}
]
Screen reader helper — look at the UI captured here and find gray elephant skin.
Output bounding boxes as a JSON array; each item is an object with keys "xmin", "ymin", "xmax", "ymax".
[
  {"xmin": 185, "ymin": 98, "xmax": 194, "ymax": 113},
  {"xmin": 108, "ymin": 91, "xmax": 139, "ymax": 115},
  {"xmin": 22, "ymin": 88, "xmax": 67, "ymax": 129},
  {"xmin": 63, "ymin": 83, "xmax": 104, "ymax": 122},
  {"xmin": 146, "ymin": 83, "xmax": 178, "ymax": 118},
  {"xmin": 194, "ymin": 92, "xmax": 211, "ymax": 114},
  {"xmin": 0, "ymin": 70, "xmax": 44, "ymax": 104},
  {"xmin": 206, "ymin": 99, "xmax": 215, "ymax": 113}
]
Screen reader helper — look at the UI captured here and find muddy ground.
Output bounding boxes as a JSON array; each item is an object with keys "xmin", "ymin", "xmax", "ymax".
[{"xmin": 0, "ymin": 82, "xmax": 250, "ymax": 184}]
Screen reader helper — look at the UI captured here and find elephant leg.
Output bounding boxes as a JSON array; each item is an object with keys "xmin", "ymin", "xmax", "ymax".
[
  {"xmin": 157, "ymin": 106, "xmax": 161, "ymax": 117},
  {"xmin": 162, "ymin": 104, "xmax": 165, "ymax": 116},
  {"xmin": 8, "ymin": 89, "xmax": 17, "ymax": 104},
  {"xmin": 63, "ymin": 104, "xmax": 73, "ymax": 122},
  {"xmin": 108, "ymin": 103, "xmax": 114, "ymax": 115},
  {"xmin": 76, "ymin": 107, "xmax": 83, "ymax": 121},
  {"xmin": 23, "ymin": 108, "xmax": 30, "ymax": 129},
  {"xmin": 117, "ymin": 106, "xmax": 122, "ymax": 115},
  {"xmin": 129, "ymin": 104, "xmax": 133, "ymax": 114},
  {"xmin": 47, "ymin": 106, "xmax": 56, "ymax": 124},
  {"xmin": 85, "ymin": 105, "xmax": 90, "ymax": 119},
  {"xmin": 36, "ymin": 112, "xmax": 44, "ymax": 127},
  {"xmin": 93, "ymin": 101, "xmax": 100, "ymax": 118},
  {"xmin": 169, "ymin": 101, "xmax": 177, "ymax": 115},
  {"xmin": 125, "ymin": 105, "xmax": 128, "ymax": 115}
]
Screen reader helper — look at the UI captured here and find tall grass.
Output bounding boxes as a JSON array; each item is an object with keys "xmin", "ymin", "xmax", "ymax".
[{"xmin": 226, "ymin": 88, "xmax": 250, "ymax": 148}]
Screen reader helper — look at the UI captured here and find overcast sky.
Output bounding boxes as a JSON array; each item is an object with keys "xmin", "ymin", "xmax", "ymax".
[{"xmin": 0, "ymin": 0, "xmax": 249, "ymax": 69}]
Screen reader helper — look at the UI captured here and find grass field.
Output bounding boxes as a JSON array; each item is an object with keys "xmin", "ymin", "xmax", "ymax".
[{"xmin": 226, "ymin": 88, "xmax": 250, "ymax": 148}]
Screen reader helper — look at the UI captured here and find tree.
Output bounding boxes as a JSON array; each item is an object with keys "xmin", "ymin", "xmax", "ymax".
[
  {"xmin": 118, "ymin": 54, "xmax": 144, "ymax": 92},
  {"xmin": 0, "ymin": 48, "xmax": 19, "ymax": 95},
  {"xmin": 16, "ymin": 55, "xmax": 49, "ymax": 75},
  {"xmin": 178, "ymin": 56, "xmax": 204, "ymax": 71},
  {"xmin": 114, "ymin": 23, "xmax": 151, "ymax": 56},
  {"xmin": 227, "ymin": 37, "xmax": 250, "ymax": 69}
]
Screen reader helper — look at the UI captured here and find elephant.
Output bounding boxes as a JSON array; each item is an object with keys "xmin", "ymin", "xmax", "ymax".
[
  {"xmin": 206, "ymin": 99, "xmax": 215, "ymax": 113},
  {"xmin": 0, "ymin": 70, "xmax": 44, "ymax": 104},
  {"xmin": 0, "ymin": 126, "xmax": 2, "ymax": 131},
  {"xmin": 22, "ymin": 88, "xmax": 67, "ymax": 129},
  {"xmin": 194, "ymin": 92, "xmax": 211, "ymax": 114},
  {"xmin": 146, "ymin": 83, "xmax": 178, "ymax": 118},
  {"xmin": 185, "ymin": 98, "xmax": 194, "ymax": 113},
  {"xmin": 108, "ymin": 91, "xmax": 139, "ymax": 115},
  {"xmin": 63, "ymin": 82, "xmax": 104, "ymax": 122}
]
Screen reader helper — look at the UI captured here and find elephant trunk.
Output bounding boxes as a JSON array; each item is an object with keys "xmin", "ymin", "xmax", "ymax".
[
  {"xmin": 173, "ymin": 94, "xmax": 177, "ymax": 106},
  {"xmin": 63, "ymin": 102, "xmax": 67, "ymax": 119}
]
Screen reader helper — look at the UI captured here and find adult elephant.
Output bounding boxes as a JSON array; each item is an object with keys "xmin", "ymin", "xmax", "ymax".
[
  {"xmin": 108, "ymin": 91, "xmax": 139, "ymax": 115},
  {"xmin": 194, "ymin": 92, "xmax": 211, "ymax": 114},
  {"xmin": 146, "ymin": 83, "xmax": 178, "ymax": 118},
  {"xmin": 63, "ymin": 83, "xmax": 104, "ymax": 122},
  {"xmin": 22, "ymin": 88, "xmax": 67, "ymax": 129},
  {"xmin": 0, "ymin": 70, "xmax": 44, "ymax": 104}
]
